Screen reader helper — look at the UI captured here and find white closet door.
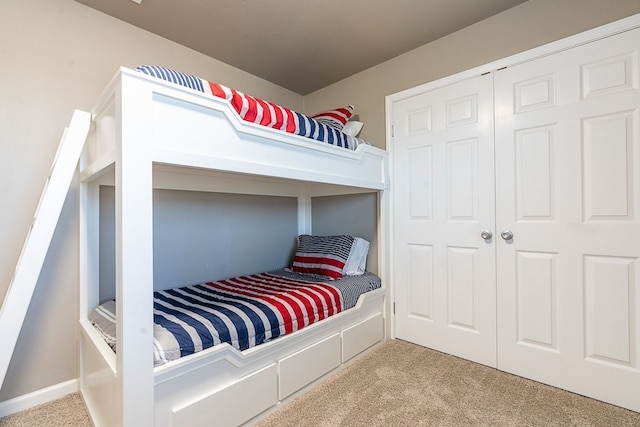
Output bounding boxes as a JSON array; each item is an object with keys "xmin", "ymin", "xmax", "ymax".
[
  {"xmin": 494, "ymin": 27, "xmax": 640, "ymax": 411},
  {"xmin": 393, "ymin": 74, "xmax": 497, "ymax": 367}
]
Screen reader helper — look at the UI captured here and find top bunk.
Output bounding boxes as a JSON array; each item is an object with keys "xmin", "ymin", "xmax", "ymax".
[{"xmin": 80, "ymin": 66, "xmax": 389, "ymax": 195}]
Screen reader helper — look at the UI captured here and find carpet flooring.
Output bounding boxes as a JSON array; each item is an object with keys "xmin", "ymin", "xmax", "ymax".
[
  {"xmin": 1, "ymin": 339, "xmax": 638, "ymax": 426},
  {"xmin": 257, "ymin": 340, "xmax": 640, "ymax": 426},
  {"xmin": 0, "ymin": 392, "xmax": 91, "ymax": 427}
]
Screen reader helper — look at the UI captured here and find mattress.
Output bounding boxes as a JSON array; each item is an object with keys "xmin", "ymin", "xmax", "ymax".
[
  {"xmin": 90, "ymin": 269, "xmax": 381, "ymax": 366},
  {"xmin": 135, "ymin": 65, "xmax": 371, "ymax": 150}
]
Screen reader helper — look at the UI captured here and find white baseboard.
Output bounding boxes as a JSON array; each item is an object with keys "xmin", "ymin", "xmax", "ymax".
[{"xmin": 0, "ymin": 379, "xmax": 78, "ymax": 418}]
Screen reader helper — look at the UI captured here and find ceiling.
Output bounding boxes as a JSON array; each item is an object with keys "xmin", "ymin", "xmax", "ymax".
[{"xmin": 76, "ymin": 0, "xmax": 527, "ymax": 95}]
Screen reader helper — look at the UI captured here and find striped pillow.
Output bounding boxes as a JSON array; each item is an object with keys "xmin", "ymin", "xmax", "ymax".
[
  {"xmin": 310, "ymin": 105, "xmax": 354, "ymax": 130},
  {"xmin": 292, "ymin": 235, "xmax": 355, "ymax": 280}
]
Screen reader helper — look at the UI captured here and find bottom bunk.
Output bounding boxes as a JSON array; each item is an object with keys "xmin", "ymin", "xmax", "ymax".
[
  {"xmin": 79, "ymin": 269, "xmax": 385, "ymax": 426},
  {"xmin": 89, "ymin": 268, "xmax": 381, "ymax": 366}
]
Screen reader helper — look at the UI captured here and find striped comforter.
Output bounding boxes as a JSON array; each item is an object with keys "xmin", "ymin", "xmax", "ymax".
[
  {"xmin": 90, "ymin": 269, "xmax": 381, "ymax": 366},
  {"xmin": 135, "ymin": 65, "xmax": 369, "ymax": 150}
]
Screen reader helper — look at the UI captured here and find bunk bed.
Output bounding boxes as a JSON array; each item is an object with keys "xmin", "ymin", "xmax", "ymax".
[{"xmin": 78, "ymin": 66, "xmax": 389, "ymax": 427}]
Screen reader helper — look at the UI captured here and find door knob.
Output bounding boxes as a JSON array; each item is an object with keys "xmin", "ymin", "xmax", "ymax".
[
  {"xmin": 501, "ymin": 229, "xmax": 513, "ymax": 240},
  {"xmin": 480, "ymin": 230, "xmax": 493, "ymax": 240}
]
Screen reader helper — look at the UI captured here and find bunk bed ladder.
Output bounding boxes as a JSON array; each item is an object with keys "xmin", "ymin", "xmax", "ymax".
[{"xmin": 0, "ymin": 110, "xmax": 90, "ymax": 388}]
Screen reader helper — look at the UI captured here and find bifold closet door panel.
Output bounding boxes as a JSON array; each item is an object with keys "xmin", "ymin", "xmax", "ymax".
[
  {"xmin": 494, "ymin": 26, "xmax": 640, "ymax": 412},
  {"xmin": 393, "ymin": 74, "xmax": 498, "ymax": 367}
]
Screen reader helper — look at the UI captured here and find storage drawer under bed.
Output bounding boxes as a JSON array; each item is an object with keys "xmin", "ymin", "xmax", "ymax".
[
  {"xmin": 170, "ymin": 364, "xmax": 277, "ymax": 427},
  {"xmin": 278, "ymin": 333, "xmax": 341, "ymax": 399},
  {"xmin": 342, "ymin": 313, "xmax": 384, "ymax": 362}
]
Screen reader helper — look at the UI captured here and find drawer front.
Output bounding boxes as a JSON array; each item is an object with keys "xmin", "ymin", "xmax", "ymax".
[
  {"xmin": 279, "ymin": 334, "xmax": 341, "ymax": 399},
  {"xmin": 342, "ymin": 313, "xmax": 384, "ymax": 362},
  {"xmin": 171, "ymin": 363, "xmax": 277, "ymax": 427}
]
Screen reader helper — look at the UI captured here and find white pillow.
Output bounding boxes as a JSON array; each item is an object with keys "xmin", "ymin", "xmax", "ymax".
[
  {"xmin": 343, "ymin": 237, "xmax": 370, "ymax": 276},
  {"xmin": 342, "ymin": 120, "xmax": 364, "ymax": 137}
]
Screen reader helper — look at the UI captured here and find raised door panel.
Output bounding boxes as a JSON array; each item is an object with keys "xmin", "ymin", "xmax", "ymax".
[
  {"xmin": 583, "ymin": 112, "xmax": 635, "ymax": 220},
  {"xmin": 584, "ymin": 255, "xmax": 638, "ymax": 368},
  {"xmin": 447, "ymin": 246, "xmax": 479, "ymax": 332},
  {"xmin": 495, "ymin": 26, "xmax": 640, "ymax": 412},
  {"xmin": 515, "ymin": 251, "xmax": 557, "ymax": 350}
]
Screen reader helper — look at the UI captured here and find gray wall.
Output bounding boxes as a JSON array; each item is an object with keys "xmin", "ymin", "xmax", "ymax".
[
  {"xmin": 312, "ymin": 193, "xmax": 378, "ymax": 274},
  {"xmin": 99, "ymin": 187, "xmax": 299, "ymax": 302},
  {"xmin": 99, "ymin": 189, "xmax": 378, "ymax": 302}
]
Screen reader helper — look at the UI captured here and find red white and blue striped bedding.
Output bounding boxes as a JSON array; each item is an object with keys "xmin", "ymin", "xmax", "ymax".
[
  {"xmin": 135, "ymin": 65, "xmax": 370, "ymax": 150},
  {"xmin": 90, "ymin": 269, "xmax": 381, "ymax": 366}
]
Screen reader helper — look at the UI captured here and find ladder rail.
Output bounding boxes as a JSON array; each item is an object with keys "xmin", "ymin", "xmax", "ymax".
[{"xmin": 0, "ymin": 110, "xmax": 90, "ymax": 388}]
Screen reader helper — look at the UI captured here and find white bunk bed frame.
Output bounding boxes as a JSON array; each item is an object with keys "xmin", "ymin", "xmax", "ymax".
[{"xmin": 78, "ymin": 67, "xmax": 390, "ymax": 427}]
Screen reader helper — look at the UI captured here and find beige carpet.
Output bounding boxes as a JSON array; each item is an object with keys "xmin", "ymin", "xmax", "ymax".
[
  {"xmin": 0, "ymin": 392, "xmax": 91, "ymax": 427},
  {"xmin": 257, "ymin": 339, "xmax": 640, "ymax": 427},
  {"xmin": 1, "ymin": 340, "xmax": 638, "ymax": 426}
]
